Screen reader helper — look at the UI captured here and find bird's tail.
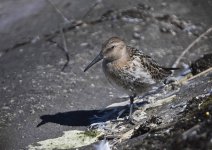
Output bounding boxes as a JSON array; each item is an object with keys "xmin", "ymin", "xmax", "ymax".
[{"xmin": 162, "ymin": 67, "xmax": 180, "ymax": 71}]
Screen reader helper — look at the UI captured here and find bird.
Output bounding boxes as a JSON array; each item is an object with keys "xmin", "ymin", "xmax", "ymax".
[{"xmin": 84, "ymin": 37, "xmax": 178, "ymax": 122}]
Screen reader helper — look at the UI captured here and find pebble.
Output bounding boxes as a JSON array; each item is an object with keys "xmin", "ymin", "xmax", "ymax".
[
  {"xmin": 133, "ymin": 32, "xmax": 141, "ymax": 39},
  {"xmin": 161, "ymin": 2, "xmax": 167, "ymax": 7}
]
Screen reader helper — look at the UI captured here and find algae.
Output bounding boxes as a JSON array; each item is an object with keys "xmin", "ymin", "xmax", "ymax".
[{"xmin": 28, "ymin": 130, "xmax": 101, "ymax": 150}]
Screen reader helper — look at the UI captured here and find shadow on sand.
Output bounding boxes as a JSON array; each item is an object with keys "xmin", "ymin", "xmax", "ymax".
[
  {"xmin": 37, "ymin": 106, "xmax": 126, "ymax": 127},
  {"xmin": 37, "ymin": 100, "xmax": 150, "ymax": 127}
]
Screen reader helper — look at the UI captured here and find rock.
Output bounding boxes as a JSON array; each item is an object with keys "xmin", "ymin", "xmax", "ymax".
[{"xmin": 191, "ymin": 53, "xmax": 212, "ymax": 75}]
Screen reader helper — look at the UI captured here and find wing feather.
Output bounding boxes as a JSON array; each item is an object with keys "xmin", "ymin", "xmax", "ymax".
[{"xmin": 127, "ymin": 46, "xmax": 176, "ymax": 80}]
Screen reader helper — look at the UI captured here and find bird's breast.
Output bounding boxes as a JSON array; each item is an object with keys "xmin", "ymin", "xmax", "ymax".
[
  {"xmin": 102, "ymin": 59, "xmax": 156, "ymax": 95},
  {"xmin": 103, "ymin": 59, "xmax": 156, "ymax": 83}
]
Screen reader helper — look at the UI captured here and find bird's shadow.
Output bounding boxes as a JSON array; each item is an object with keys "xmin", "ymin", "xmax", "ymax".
[{"xmin": 37, "ymin": 100, "xmax": 149, "ymax": 127}]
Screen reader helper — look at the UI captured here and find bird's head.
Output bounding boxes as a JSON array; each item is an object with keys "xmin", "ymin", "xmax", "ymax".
[{"xmin": 84, "ymin": 37, "xmax": 127, "ymax": 72}]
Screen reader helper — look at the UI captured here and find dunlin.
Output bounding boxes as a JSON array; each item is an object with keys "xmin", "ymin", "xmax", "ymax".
[{"xmin": 84, "ymin": 37, "xmax": 178, "ymax": 122}]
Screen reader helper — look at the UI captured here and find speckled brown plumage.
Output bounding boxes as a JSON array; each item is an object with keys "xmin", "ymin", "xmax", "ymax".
[
  {"xmin": 84, "ymin": 37, "xmax": 178, "ymax": 121},
  {"xmin": 128, "ymin": 46, "xmax": 172, "ymax": 80}
]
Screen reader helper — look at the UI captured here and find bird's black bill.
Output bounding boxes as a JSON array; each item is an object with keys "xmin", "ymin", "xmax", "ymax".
[{"xmin": 84, "ymin": 53, "xmax": 103, "ymax": 72}]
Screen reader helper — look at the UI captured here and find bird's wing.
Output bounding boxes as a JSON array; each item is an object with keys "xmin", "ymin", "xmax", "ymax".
[{"xmin": 128, "ymin": 46, "xmax": 174, "ymax": 80}]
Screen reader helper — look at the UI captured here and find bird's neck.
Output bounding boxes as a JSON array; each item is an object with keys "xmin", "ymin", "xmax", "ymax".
[{"xmin": 112, "ymin": 52, "xmax": 129, "ymax": 68}]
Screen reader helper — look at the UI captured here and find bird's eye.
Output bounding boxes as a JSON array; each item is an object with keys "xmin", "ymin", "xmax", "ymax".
[
  {"xmin": 109, "ymin": 46, "xmax": 115, "ymax": 50},
  {"xmin": 105, "ymin": 46, "xmax": 115, "ymax": 53}
]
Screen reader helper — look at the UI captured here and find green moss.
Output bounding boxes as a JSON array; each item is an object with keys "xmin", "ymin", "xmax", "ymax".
[
  {"xmin": 200, "ymin": 95, "xmax": 212, "ymax": 110},
  {"xmin": 182, "ymin": 95, "xmax": 211, "ymax": 120},
  {"xmin": 83, "ymin": 130, "xmax": 99, "ymax": 137},
  {"xmin": 28, "ymin": 130, "xmax": 101, "ymax": 150}
]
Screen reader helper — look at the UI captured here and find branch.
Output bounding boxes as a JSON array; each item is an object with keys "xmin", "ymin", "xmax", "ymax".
[
  {"xmin": 47, "ymin": 28, "xmax": 70, "ymax": 72},
  {"xmin": 172, "ymin": 27, "xmax": 212, "ymax": 68},
  {"xmin": 60, "ymin": 28, "xmax": 70, "ymax": 71},
  {"xmin": 46, "ymin": 0, "xmax": 70, "ymax": 24},
  {"xmin": 82, "ymin": 0, "xmax": 101, "ymax": 19}
]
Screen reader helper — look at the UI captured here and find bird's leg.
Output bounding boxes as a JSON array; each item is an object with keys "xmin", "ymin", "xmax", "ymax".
[
  {"xmin": 129, "ymin": 97, "xmax": 134, "ymax": 119},
  {"xmin": 129, "ymin": 94, "xmax": 136, "ymax": 121}
]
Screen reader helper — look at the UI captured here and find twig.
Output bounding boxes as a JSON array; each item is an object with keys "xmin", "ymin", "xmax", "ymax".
[
  {"xmin": 176, "ymin": 67, "xmax": 212, "ymax": 85},
  {"xmin": 82, "ymin": 0, "xmax": 101, "ymax": 19},
  {"xmin": 46, "ymin": 0, "xmax": 71, "ymax": 71},
  {"xmin": 180, "ymin": 67, "xmax": 212, "ymax": 84},
  {"xmin": 47, "ymin": 28, "xmax": 70, "ymax": 71},
  {"xmin": 188, "ymin": 67, "xmax": 212, "ymax": 81},
  {"xmin": 46, "ymin": 0, "xmax": 70, "ymax": 24},
  {"xmin": 60, "ymin": 28, "xmax": 70, "ymax": 71},
  {"xmin": 172, "ymin": 27, "xmax": 212, "ymax": 68}
]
